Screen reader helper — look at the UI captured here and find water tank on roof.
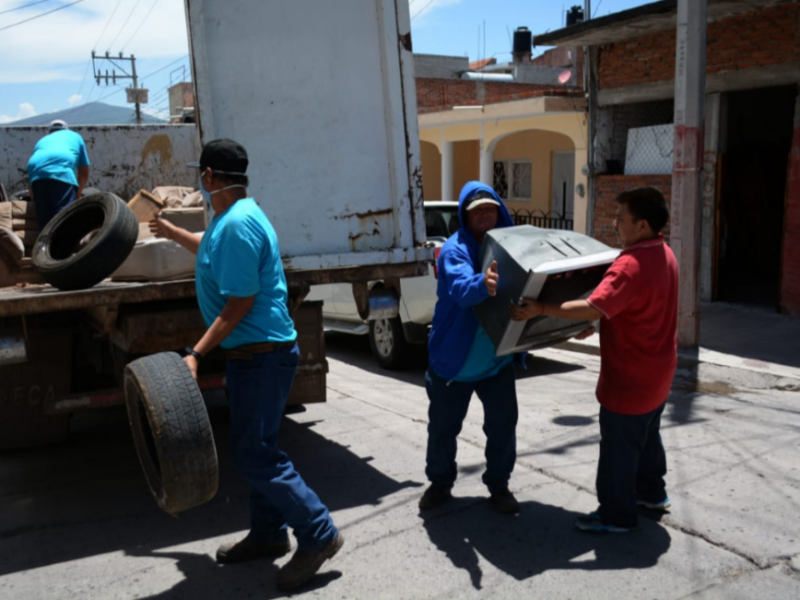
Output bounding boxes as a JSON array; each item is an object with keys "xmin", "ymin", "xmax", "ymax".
[
  {"xmin": 567, "ymin": 6, "xmax": 584, "ymax": 26},
  {"xmin": 513, "ymin": 27, "xmax": 532, "ymax": 54}
]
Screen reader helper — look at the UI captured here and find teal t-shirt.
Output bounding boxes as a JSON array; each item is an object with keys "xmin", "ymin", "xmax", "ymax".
[
  {"xmin": 453, "ymin": 325, "xmax": 513, "ymax": 382},
  {"xmin": 27, "ymin": 130, "xmax": 90, "ymax": 186},
  {"xmin": 195, "ymin": 198, "xmax": 297, "ymax": 349}
]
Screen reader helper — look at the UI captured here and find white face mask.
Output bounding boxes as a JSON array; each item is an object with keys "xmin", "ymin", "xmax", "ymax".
[{"xmin": 199, "ymin": 173, "xmax": 246, "ymax": 202}]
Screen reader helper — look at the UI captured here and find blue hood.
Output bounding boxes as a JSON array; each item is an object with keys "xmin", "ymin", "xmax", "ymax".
[{"xmin": 428, "ymin": 181, "xmax": 516, "ymax": 380}]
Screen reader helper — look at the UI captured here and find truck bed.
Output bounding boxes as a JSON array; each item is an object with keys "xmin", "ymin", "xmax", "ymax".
[
  {"xmin": 0, "ymin": 280, "xmax": 197, "ymax": 317},
  {"xmin": 0, "ymin": 256, "xmax": 429, "ymax": 318}
]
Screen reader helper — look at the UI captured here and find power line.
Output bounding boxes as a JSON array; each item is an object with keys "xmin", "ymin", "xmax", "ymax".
[
  {"xmin": 140, "ymin": 55, "xmax": 188, "ymax": 82},
  {"xmin": 411, "ymin": 0, "xmax": 437, "ymax": 22},
  {"xmin": 121, "ymin": 0, "xmax": 160, "ymax": 52},
  {"xmin": 0, "ymin": 0, "xmax": 52, "ymax": 16},
  {"xmin": 71, "ymin": 0, "xmax": 127, "ymax": 107},
  {"xmin": 93, "ymin": 0, "xmax": 126, "ymax": 51},
  {"xmin": 0, "ymin": 0, "xmax": 85, "ymax": 32},
  {"xmin": 105, "ymin": 0, "xmax": 145, "ymax": 52}
]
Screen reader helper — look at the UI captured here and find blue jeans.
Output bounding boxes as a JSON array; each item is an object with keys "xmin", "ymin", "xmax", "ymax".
[
  {"xmin": 226, "ymin": 344, "xmax": 338, "ymax": 550},
  {"xmin": 596, "ymin": 403, "xmax": 668, "ymax": 528},
  {"xmin": 425, "ymin": 364, "xmax": 518, "ymax": 494},
  {"xmin": 31, "ymin": 178, "xmax": 77, "ymax": 230}
]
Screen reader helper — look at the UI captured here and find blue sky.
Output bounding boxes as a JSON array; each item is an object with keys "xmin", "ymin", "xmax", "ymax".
[{"xmin": 0, "ymin": 0, "xmax": 651, "ymax": 124}]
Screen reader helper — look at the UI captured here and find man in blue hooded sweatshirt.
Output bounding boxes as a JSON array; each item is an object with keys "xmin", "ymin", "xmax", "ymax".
[{"xmin": 420, "ymin": 181, "xmax": 520, "ymax": 514}]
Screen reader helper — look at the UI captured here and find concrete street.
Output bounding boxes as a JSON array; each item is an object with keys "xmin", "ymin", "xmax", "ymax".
[{"xmin": 1, "ymin": 332, "xmax": 799, "ymax": 599}]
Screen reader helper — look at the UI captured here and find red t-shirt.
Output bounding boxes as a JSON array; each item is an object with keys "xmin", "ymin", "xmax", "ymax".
[{"xmin": 587, "ymin": 235, "xmax": 678, "ymax": 415}]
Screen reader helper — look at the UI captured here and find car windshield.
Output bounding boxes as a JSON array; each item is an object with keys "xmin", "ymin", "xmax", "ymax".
[{"xmin": 425, "ymin": 206, "xmax": 460, "ymax": 239}]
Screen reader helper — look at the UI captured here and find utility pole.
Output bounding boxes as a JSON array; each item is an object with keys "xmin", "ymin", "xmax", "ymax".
[
  {"xmin": 92, "ymin": 51, "xmax": 148, "ymax": 125},
  {"xmin": 671, "ymin": 0, "xmax": 707, "ymax": 347}
]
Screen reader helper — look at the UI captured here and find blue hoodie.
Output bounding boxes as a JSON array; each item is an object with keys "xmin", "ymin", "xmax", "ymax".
[{"xmin": 428, "ymin": 181, "xmax": 515, "ymax": 380}]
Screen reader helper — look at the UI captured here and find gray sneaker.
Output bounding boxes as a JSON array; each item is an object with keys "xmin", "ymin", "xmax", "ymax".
[
  {"xmin": 216, "ymin": 534, "xmax": 291, "ymax": 564},
  {"xmin": 276, "ymin": 533, "xmax": 344, "ymax": 591},
  {"xmin": 637, "ymin": 497, "xmax": 672, "ymax": 511}
]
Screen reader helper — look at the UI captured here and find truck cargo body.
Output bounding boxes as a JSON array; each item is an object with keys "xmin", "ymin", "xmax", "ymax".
[{"xmin": 0, "ymin": 0, "xmax": 430, "ymax": 449}]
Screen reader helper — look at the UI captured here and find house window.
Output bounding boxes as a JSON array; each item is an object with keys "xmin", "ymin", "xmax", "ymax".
[{"xmin": 493, "ymin": 160, "xmax": 532, "ymax": 202}]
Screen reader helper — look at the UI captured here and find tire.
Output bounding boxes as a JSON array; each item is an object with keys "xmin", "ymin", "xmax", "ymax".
[
  {"xmin": 33, "ymin": 192, "xmax": 138, "ymax": 290},
  {"xmin": 124, "ymin": 352, "xmax": 219, "ymax": 516},
  {"xmin": 368, "ymin": 317, "xmax": 410, "ymax": 369}
]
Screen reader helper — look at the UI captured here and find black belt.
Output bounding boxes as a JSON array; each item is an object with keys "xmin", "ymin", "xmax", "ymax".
[{"xmin": 227, "ymin": 341, "xmax": 295, "ymax": 360}]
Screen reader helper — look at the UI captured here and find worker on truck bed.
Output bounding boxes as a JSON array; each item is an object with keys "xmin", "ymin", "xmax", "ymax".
[
  {"xmin": 511, "ymin": 186, "xmax": 678, "ymax": 533},
  {"xmin": 149, "ymin": 139, "xmax": 343, "ymax": 591},
  {"xmin": 419, "ymin": 181, "xmax": 523, "ymax": 515},
  {"xmin": 26, "ymin": 119, "xmax": 90, "ymax": 230}
]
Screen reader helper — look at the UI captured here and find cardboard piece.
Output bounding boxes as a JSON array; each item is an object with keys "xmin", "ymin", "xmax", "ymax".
[{"xmin": 127, "ymin": 190, "xmax": 164, "ymax": 223}]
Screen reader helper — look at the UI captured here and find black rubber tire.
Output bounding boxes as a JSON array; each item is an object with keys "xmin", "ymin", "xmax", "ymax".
[
  {"xmin": 124, "ymin": 352, "xmax": 219, "ymax": 516},
  {"xmin": 32, "ymin": 192, "xmax": 138, "ymax": 290},
  {"xmin": 368, "ymin": 316, "xmax": 410, "ymax": 370}
]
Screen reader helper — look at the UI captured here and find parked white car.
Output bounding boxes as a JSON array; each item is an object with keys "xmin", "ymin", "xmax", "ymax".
[{"xmin": 306, "ymin": 201, "xmax": 460, "ymax": 368}]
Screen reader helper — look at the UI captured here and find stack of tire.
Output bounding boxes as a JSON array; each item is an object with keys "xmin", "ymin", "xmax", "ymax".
[{"xmin": 32, "ymin": 191, "xmax": 138, "ymax": 290}]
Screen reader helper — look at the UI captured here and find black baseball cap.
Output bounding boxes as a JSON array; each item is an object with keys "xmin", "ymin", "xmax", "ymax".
[{"xmin": 187, "ymin": 138, "xmax": 249, "ymax": 175}]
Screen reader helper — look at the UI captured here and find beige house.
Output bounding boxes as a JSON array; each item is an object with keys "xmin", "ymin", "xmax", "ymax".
[
  {"xmin": 418, "ymin": 98, "xmax": 588, "ymax": 232},
  {"xmin": 414, "ymin": 50, "xmax": 588, "ymax": 233}
]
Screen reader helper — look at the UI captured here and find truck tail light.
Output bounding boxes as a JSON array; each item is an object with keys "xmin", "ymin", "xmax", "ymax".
[{"xmin": 433, "ymin": 247, "xmax": 442, "ymax": 279}]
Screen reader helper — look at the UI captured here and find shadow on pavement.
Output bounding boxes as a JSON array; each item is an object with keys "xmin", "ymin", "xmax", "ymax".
[
  {"xmin": 0, "ymin": 401, "xmax": 419, "ymax": 578},
  {"xmin": 421, "ymin": 497, "xmax": 671, "ymax": 590},
  {"xmin": 129, "ymin": 550, "xmax": 343, "ymax": 600},
  {"xmin": 325, "ymin": 332, "xmax": 585, "ymax": 388}
]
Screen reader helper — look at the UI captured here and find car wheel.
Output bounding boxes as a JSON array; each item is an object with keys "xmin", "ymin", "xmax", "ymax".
[{"xmin": 368, "ymin": 317, "xmax": 409, "ymax": 369}]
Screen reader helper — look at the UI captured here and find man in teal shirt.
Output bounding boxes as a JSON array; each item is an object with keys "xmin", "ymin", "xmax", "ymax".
[
  {"xmin": 26, "ymin": 120, "xmax": 90, "ymax": 229},
  {"xmin": 150, "ymin": 139, "xmax": 343, "ymax": 592}
]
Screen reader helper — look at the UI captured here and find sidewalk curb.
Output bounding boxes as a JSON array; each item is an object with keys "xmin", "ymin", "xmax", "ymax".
[{"xmin": 553, "ymin": 340, "xmax": 800, "ymax": 392}]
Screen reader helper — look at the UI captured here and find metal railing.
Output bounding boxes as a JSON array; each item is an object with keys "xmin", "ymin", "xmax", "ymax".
[{"xmin": 511, "ymin": 208, "xmax": 574, "ymax": 231}]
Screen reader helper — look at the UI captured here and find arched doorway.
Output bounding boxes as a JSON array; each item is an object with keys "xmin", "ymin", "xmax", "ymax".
[{"xmin": 490, "ymin": 129, "xmax": 576, "ymax": 227}]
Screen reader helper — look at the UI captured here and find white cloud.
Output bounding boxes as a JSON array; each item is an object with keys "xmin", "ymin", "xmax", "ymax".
[
  {"xmin": 68, "ymin": 94, "xmax": 83, "ymax": 106},
  {"xmin": 0, "ymin": 0, "xmax": 190, "ymax": 84},
  {"xmin": 0, "ymin": 102, "xmax": 38, "ymax": 124}
]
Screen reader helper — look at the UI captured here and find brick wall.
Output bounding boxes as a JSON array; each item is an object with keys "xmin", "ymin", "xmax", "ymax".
[
  {"xmin": 781, "ymin": 125, "xmax": 800, "ymax": 316},
  {"xmin": 593, "ymin": 175, "xmax": 672, "ymax": 247},
  {"xmin": 416, "ymin": 78, "xmax": 583, "ymax": 113},
  {"xmin": 599, "ymin": 3, "xmax": 800, "ymax": 89},
  {"xmin": 531, "ymin": 46, "xmax": 583, "ymax": 84}
]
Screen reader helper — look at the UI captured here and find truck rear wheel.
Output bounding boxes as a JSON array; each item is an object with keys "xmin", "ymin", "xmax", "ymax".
[
  {"xmin": 33, "ymin": 192, "xmax": 138, "ymax": 291},
  {"xmin": 369, "ymin": 317, "xmax": 409, "ymax": 369},
  {"xmin": 124, "ymin": 352, "xmax": 218, "ymax": 515}
]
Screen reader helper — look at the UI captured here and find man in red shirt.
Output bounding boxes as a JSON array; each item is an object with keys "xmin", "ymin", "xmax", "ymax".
[{"xmin": 511, "ymin": 186, "xmax": 678, "ymax": 533}]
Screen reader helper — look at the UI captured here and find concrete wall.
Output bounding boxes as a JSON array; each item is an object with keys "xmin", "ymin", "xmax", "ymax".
[
  {"xmin": 0, "ymin": 125, "xmax": 200, "ymax": 201},
  {"xmin": 168, "ymin": 83, "xmax": 195, "ymax": 119},
  {"xmin": 414, "ymin": 54, "xmax": 468, "ymax": 79}
]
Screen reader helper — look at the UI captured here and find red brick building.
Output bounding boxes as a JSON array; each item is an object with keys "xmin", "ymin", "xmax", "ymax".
[{"xmin": 536, "ymin": 0, "xmax": 800, "ymax": 317}]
